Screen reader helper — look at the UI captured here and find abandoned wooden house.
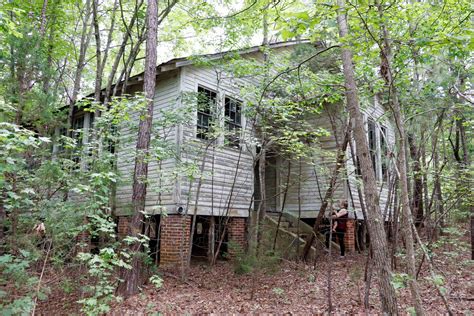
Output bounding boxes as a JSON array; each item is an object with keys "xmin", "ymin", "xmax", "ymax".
[{"xmin": 68, "ymin": 40, "xmax": 395, "ymax": 265}]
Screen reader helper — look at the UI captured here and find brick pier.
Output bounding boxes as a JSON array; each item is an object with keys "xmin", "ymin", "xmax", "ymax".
[
  {"xmin": 228, "ymin": 217, "xmax": 247, "ymax": 253},
  {"xmin": 344, "ymin": 219, "xmax": 355, "ymax": 252},
  {"xmin": 160, "ymin": 215, "xmax": 191, "ymax": 266}
]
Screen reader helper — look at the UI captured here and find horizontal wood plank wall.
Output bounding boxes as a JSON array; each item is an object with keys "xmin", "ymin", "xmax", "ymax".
[
  {"xmin": 265, "ymin": 155, "xmax": 278, "ymax": 213},
  {"xmin": 114, "ymin": 71, "xmax": 180, "ymax": 216},
  {"xmin": 275, "ymin": 108, "xmax": 347, "ymax": 218},
  {"xmin": 178, "ymin": 65, "xmax": 257, "ymax": 218},
  {"xmin": 346, "ymin": 96, "xmax": 396, "ymax": 220}
]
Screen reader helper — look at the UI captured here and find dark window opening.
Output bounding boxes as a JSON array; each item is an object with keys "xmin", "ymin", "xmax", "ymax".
[
  {"xmin": 368, "ymin": 119, "xmax": 377, "ymax": 178},
  {"xmin": 224, "ymin": 96, "xmax": 242, "ymax": 147},
  {"xmin": 380, "ymin": 125, "xmax": 388, "ymax": 181},
  {"xmin": 197, "ymin": 86, "xmax": 216, "ymax": 140}
]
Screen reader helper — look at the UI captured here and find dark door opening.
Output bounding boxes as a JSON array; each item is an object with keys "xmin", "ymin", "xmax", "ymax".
[
  {"xmin": 191, "ymin": 216, "xmax": 228, "ymax": 262},
  {"xmin": 146, "ymin": 215, "xmax": 160, "ymax": 264}
]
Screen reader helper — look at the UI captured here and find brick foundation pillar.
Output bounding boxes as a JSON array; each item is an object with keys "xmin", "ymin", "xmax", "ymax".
[
  {"xmin": 344, "ymin": 219, "xmax": 355, "ymax": 252},
  {"xmin": 228, "ymin": 217, "xmax": 247, "ymax": 253},
  {"xmin": 117, "ymin": 216, "xmax": 130, "ymax": 239},
  {"xmin": 160, "ymin": 215, "xmax": 191, "ymax": 266}
]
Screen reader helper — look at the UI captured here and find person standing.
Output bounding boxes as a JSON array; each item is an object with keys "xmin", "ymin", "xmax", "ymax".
[{"xmin": 325, "ymin": 200, "xmax": 349, "ymax": 257}]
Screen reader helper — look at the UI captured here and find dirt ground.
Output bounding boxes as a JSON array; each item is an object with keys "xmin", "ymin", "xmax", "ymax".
[
  {"xmin": 113, "ymin": 248, "xmax": 473, "ymax": 314},
  {"xmin": 37, "ymin": 233, "xmax": 474, "ymax": 315}
]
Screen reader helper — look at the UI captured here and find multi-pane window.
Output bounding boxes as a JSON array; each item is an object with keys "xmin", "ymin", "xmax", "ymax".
[
  {"xmin": 224, "ymin": 96, "xmax": 242, "ymax": 147},
  {"xmin": 367, "ymin": 119, "xmax": 377, "ymax": 177},
  {"xmin": 72, "ymin": 115, "xmax": 84, "ymax": 143},
  {"xmin": 196, "ymin": 86, "xmax": 216, "ymax": 140},
  {"xmin": 380, "ymin": 125, "xmax": 388, "ymax": 180}
]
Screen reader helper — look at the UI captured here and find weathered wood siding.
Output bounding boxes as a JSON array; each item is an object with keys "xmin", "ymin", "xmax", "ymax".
[
  {"xmin": 273, "ymin": 106, "xmax": 347, "ymax": 218},
  {"xmin": 346, "ymin": 96, "xmax": 396, "ymax": 219},
  {"xmin": 112, "ymin": 44, "xmax": 395, "ymax": 221},
  {"xmin": 177, "ymin": 65, "xmax": 257, "ymax": 217},
  {"xmin": 274, "ymin": 97, "xmax": 396, "ymax": 220},
  {"xmin": 114, "ymin": 71, "xmax": 181, "ymax": 216}
]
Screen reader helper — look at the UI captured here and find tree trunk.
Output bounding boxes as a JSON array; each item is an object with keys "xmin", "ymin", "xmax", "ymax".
[
  {"xmin": 67, "ymin": 0, "xmax": 92, "ymax": 132},
  {"xmin": 273, "ymin": 161, "xmax": 291, "ymax": 251},
  {"xmin": 0, "ymin": 190, "xmax": 5, "ymax": 254},
  {"xmin": 408, "ymin": 134, "xmax": 423, "ymax": 225},
  {"xmin": 104, "ymin": 0, "xmax": 144, "ymax": 104},
  {"xmin": 208, "ymin": 216, "xmax": 215, "ymax": 264},
  {"xmin": 187, "ymin": 143, "xmax": 212, "ymax": 270},
  {"xmin": 375, "ymin": 1, "xmax": 424, "ymax": 313},
  {"xmin": 335, "ymin": 1, "xmax": 398, "ymax": 313},
  {"xmin": 116, "ymin": 0, "xmax": 158, "ymax": 298},
  {"xmin": 256, "ymin": 148, "xmax": 266, "ymax": 253},
  {"xmin": 92, "ymin": 0, "xmax": 102, "ymax": 103}
]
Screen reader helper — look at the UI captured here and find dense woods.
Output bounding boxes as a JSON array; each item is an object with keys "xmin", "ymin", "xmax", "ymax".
[{"xmin": 0, "ymin": 0, "xmax": 472, "ymax": 314}]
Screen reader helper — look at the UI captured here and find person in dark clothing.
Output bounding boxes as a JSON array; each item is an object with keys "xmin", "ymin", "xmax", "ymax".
[{"xmin": 325, "ymin": 200, "xmax": 349, "ymax": 257}]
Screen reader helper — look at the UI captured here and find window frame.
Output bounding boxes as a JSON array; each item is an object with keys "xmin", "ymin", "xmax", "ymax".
[
  {"xmin": 367, "ymin": 118, "xmax": 378, "ymax": 179},
  {"xmin": 196, "ymin": 85, "xmax": 217, "ymax": 140},
  {"xmin": 380, "ymin": 125, "xmax": 388, "ymax": 181},
  {"xmin": 224, "ymin": 95, "xmax": 242, "ymax": 147}
]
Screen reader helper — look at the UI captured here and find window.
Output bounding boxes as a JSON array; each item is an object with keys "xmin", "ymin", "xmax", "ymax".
[
  {"xmin": 224, "ymin": 96, "xmax": 242, "ymax": 147},
  {"xmin": 196, "ymin": 86, "xmax": 216, "ymax": 140},
  {"xmin": 72, "ymin": 115, "xmax": 84, "ymax": 144},
  {"xmin": 367, "ymin": 119, "xmax": 377, "ymax": 177},
  {"xmin": 380, "ymin": 125, "xmax": 388, "ymax": 180}
]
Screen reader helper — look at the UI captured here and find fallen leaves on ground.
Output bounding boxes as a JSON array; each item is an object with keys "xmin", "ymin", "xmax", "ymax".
[{"xmin": 112, "ymin": 241, "xmax": 473, "ymax": 315}]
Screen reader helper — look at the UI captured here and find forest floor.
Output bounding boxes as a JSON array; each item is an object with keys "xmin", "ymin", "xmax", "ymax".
[{"xmin": 37, "ymin": 231, "xmax": 473, "ymax": 315}]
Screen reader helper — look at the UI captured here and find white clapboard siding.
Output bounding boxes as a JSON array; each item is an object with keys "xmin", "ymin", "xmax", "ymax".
[
  {"xmin": 274, "ymin": 106, "xmax": 347, "ymax": 218},
  {"xmin": 346, "ymin": 95, "xmax": 396, "ymax": 220},
  {"xmin": 177, "ymin": 65, "xmax": 259, "ymax": 217},
  {"xmin": 113, "ymin": 45, "xmax": 396, "ymax": 222},
  {"xmin": 114, "ymin": 71, "xmax": 180, "ymax": 216}
]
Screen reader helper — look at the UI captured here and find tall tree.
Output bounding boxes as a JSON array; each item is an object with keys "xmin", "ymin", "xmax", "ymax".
[
  {"xmin": 374, "ymin": 1, "xmax": 425, "ymax": 313},
  {"xmin": 116, "ymin": 0, "xmax": 158, "ymax": 298},
  {"xmin": 335, "ymin": 0, "xmax": 398, "ymax": 313}
]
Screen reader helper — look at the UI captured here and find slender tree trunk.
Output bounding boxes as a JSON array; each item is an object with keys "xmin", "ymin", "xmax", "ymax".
[
  {"xmin": 39, "ymin": 0, "xmax": 48, "ymax": 36},
  {"xmin": 253, "ymin": 2, "xmax": 270, "ymax": 255},
  {"xmin": 208, "ymin": 216, "xmax": 215, "ymax": 264},
  {"xmin": 411, "ymin": 222, "xmax": 453, "ymax": 315},
  {"xmin": 116, "ymin": 0, "xmax": 158, "ymax": 298},
  {"xmin": 187, "ymin": 143, "xmax": 212, "ymax": 270},
  {"xmin": 67, "ymin": 0, "xmax": 92, "ymax": 131},
  {"xmin": 42, "ymin": 0, "xmax": 57, "ymax": 94},
  {"xmin": 455, "ymin": 114, "xmax": 473, "ymax": 260},
  {"xmin": 273, "ymin": 161, "xmax": 291, "ymax": 251},
  {"xmin": 335, "ymin": 1, "xmax": 398, "ymax": 313},
  {"xmin": 348, "ymin": 134, "xmax": 369, "ymax": 251},
  {"xmin": 421, "ymin": 140, "xmax": 430, "ymax": 230},
  {"xmin": 408, "ymin": 134, "xmax": 423, "ymax": 225},
  {"xmin": 212, "ymin": 147, "xmax": 244, "ymax": 265},
  {"xmin": 375, "ymin": 1, "xmax": 424, "ymax": 313},
  {"xmin": 0, "ymin": 191, "xmax": 4, "ymax": 254},
  {"xmin": 256, "ymin": 148, "xmax": 266, "ymax": 252},
  {"xmin": 92, "ymin": 0, "xmax": 102, "ymax": 102},
  {"xmin": 104, "ymin": 0, "xmax": 144, "ymax": 103},
  {"xmin": 432, "ymin": 150, "xmax": 443, "ymax": 240},
  {"xmin": 327, "ymin": 216, "xmax": 334, "ymax": 314},
  {"xmin": 93, "ymin": 0, "xmax": 118, "ymax": 103}
]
